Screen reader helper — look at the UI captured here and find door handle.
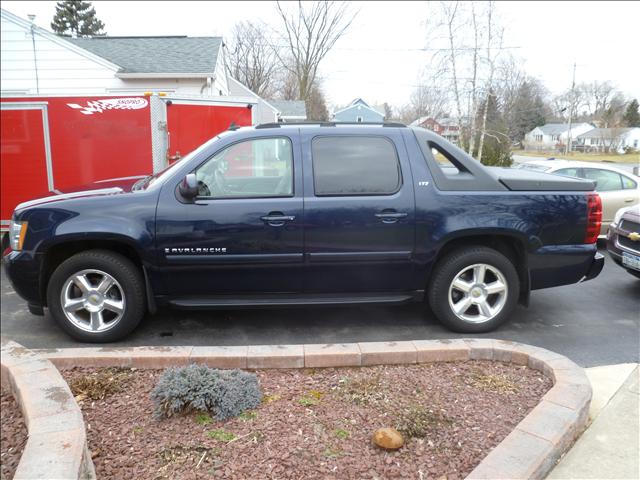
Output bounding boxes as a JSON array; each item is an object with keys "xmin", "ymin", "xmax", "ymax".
[
  {"xmin": 375, "ymin": 212, "xmax": 408, "ymax": 224},
  {"xmin": 260, "ymin": 213, "xmax": 295, "ymax": 227},
  {"xmin": 624, "ymin": 198, "xmax": 635, "ymax": 203}
]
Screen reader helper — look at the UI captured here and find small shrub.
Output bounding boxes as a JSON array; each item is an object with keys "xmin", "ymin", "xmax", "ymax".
[
  {"xmin": 195, "ymin": 413, "xmax": 212, "ymax": 425},
  {"xmin": 262, "ymin": 394, "xmax": 281, "ymax": 404},
  {"xmin": 334, "ymin": 428, "xmax": 350, "ymax": 440},
  {"xmin": 395, "ymin": 405, "xmax": 452, "ymax": 438},
  {"xmin": 298, "ymin": 396, "xmax": 320, "ymax": 407},
  {"xmin": 151, "ymin": 364, "xmax": 262, "ymax": 420},
  {"xmin": 207, "ymin": 429, "xmax": 237, "ymax": 442},
  {"xmin": 239, "ymin": 411, "xmax": 257, "ymax": 422},
  {"xmin": 69, "ymin": 368, "xmax": 131, "ymax": 400},
  {"xmin": 472, "ymin": 373, "xmax": 519, "ymax": 394}
]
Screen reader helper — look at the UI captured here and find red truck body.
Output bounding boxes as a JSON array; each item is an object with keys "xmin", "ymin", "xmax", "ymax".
[{"xmin": 1, "ymin": 94, "xmax": 254, "ymax": 230}]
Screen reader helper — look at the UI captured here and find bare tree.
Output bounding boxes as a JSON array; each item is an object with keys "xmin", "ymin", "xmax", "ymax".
[
  {"xmin": 409, "ymin": 74, "xmax": 449, "ymax": 121},
  {"xmin": 276, "ymin": 1, "xmax": 356, "ymax": 102},
  {"xmin": 225, "ymin": 21, "xmax": 280, "ymax": 98},
  {"xmin": 477, "ymin": 2, "xmax": 505, "ymax": 161}
]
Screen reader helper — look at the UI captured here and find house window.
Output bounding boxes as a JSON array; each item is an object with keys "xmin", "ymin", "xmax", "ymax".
[
  {"xmin": 534, "ymin": 134, "xmax": 543, "ymax": 141},
  {"xmin": 552, "ymin": 135, "xmax": 559, "ymax": 141},
  {"xmin": 356, "ymin": 116, "xmax": 363, "ymax": 123}
]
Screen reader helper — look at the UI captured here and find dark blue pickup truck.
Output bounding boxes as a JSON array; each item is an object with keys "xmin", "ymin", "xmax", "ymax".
[{"xmin": 3, "ymin": 123, "xmax": 604, "ymax": 342}]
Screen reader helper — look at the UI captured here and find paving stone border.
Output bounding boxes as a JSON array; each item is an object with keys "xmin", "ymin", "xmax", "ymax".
[
  {"xmin": 0, "ymin": 338, "xmax": 95, "ymax": 480},
  {"xmin": 2, "ymin": 338, "xmax": 591, "ymax": 480}
]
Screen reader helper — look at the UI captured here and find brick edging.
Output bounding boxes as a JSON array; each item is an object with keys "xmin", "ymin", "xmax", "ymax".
[
  {"xmin": 0, "ymin": 338, "xmax": 96, "ymax": 480},
  {"xmin": 13, "ymin": 338, "xmax": 590, "ymax": 480}
]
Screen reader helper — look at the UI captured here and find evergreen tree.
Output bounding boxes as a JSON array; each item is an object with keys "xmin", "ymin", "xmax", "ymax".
[
  {"xmin": 475, "ymin": 92, "xmax": 513, "ymax": 167},
  {"xmin": 51, "ymin": 1, "xmax": 106, "ymax": 37},
  {"xmin": 622, "ymin": 99, "xmax": 640, "ymax": 127}
]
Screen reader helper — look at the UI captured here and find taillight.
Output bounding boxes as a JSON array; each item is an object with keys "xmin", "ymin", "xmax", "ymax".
[{"xmin": 584, "ymin": 193, "xmax": 602, "ymax": 244}]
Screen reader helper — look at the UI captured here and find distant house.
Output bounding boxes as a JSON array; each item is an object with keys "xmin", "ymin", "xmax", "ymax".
[
  {"xmin": 269, "ymin": 100, "xmax": 307, "ymax": 122},
  {"xmin": 411, "ymin": 116, "xmax": 460, "ymax": 144},
  {"xmin": 576, "ymin": 128, "xmax": 640, "ymax": 154},
  {"xmin": 332, "ymin": 98, "xmax": 384, "ymax": 123},
  {"xmin": 524, "ymin": 123, "xmax": 593, "ymax": 151}
]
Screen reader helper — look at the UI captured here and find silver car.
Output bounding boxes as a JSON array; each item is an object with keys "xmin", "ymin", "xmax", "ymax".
[{"xmin": 517, "ymin": 160, "xmax": 640, "ymax": 236}]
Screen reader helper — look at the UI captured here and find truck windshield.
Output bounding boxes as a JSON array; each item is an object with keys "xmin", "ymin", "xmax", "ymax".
[{"xmin": 133, "ymin": 136, "xmax": 221, "ymax": 190}]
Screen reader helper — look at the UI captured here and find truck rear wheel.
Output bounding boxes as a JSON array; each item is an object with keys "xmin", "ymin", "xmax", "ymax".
[
  {"xmin": 47, "ymin": 250, "xmax": 145, "ymax": 342},
  {"xmin": 428, "ymin": 246, "xmax": 519, "ymax": 333}
]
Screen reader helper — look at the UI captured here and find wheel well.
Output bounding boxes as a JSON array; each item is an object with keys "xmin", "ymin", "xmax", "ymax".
[
  {"xmin": 41, "ymin": 240, "xmax": 143, "ymax": 306},
  {"xmin": 432, "ymin": 235, "xmax": 530, "ymax": 305}
]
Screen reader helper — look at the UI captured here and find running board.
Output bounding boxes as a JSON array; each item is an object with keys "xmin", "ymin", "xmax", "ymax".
[{"xmin": 169, "ymin": 292, "xmax": 422, "ymax": 309}]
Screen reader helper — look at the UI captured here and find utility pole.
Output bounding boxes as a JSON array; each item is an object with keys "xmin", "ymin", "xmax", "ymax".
[{"xmin": 565, "ymin": 62, "xmax": 576, "ymax": 155}]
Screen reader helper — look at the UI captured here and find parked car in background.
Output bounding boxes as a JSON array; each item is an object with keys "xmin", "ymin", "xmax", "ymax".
[
  {"xmin": 606, "ymin": 205, "xmax": 640, "ymax": 278},
  {"xmin": 516, "ymin": 160, "xmax": 640, "ymax": 236}
]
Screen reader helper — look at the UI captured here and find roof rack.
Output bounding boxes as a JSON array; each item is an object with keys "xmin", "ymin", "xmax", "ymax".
[{"xmin": 255, "ymin": 121, "xmax": 406, "ymax": 129}]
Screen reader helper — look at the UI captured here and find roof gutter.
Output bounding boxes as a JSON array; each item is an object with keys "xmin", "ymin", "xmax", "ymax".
[{"xmin": 115, "ymin": 73, "xmax": 213, "ymax": 79}]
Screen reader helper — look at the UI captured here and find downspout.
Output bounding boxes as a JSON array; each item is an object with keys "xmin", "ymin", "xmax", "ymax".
[{"xmin": 28, "ymin": 14, "xmax": 40, "ymax": 94}]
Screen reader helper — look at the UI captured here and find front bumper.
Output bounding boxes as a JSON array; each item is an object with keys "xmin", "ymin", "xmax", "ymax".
[
  {"xmin": 2, "ymin": 249, "xmax": 44, "ymax": 311},
  {"xmin": 606, "ymin": 224, "xmax": 640, "ymax": 272}
]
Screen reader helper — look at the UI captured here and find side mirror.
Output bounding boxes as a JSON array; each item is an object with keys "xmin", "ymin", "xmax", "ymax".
[{"xmin": 179, "ymin": 173, "xmax": 198, "ymax": 200}]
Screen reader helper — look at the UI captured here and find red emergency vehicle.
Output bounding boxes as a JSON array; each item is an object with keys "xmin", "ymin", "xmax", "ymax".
[{"xmin": 1, "ymin": 93, "xmax": 255, "ymax": 242}]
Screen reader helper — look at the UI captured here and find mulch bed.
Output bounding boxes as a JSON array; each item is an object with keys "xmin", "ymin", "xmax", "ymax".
[
  {"xmin": 1, "ymin": 389, "xmax": 28, "ymax": 480},
  {"xmin": 62, "ymin": 361, "xmax": 552, "ymax": 480}
]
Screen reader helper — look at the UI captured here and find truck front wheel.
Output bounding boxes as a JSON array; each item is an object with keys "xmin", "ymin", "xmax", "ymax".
[
  {"xmin": 428, "ymin": 246, "xmax": 519, "ymax": 333},
  {"xmin": 47, "ymin": 250, "xmax": 145, "ymax": 342}
]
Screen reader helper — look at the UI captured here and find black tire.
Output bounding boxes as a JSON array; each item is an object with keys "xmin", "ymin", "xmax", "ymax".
[
  {"xmin": 47, "ymin": 249, "xmax": 145, "ymax": 342},
  {"xmin": 427, "ymin": 246, "xmax": 519, "ymax": 333}
]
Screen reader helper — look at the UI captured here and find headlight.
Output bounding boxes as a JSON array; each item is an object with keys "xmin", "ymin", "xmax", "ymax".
[
  {"xmin": 9, "ymin": 220, "xmax": 28, "ymax": 251},
  {"xmin": 611, "ymin": 208, "xmax": 627, "ymax": 228}
]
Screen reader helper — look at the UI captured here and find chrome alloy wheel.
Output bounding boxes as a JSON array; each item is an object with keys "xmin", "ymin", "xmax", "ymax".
[
  {"xmin": 447, "ymin": 263, "xmax": 508, "ymax": 324},
  {"xmin": 60, "ymin": 269, "xmax": 125, "ymax": 333}
]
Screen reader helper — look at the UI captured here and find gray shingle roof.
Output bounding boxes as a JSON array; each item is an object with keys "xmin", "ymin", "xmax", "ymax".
[
  {"xmin": 67, "ymin": 36, "xmax": 222, "ymax": 74},
  {"xmin": 538, "ymin": 123, "xmax": 571, "ymax": 135},
  {"xmin": 577, "ymin": 128, "xmax": 633, "ymax": 139},
  {"xmin": 268, "ymin": 100, "xmax": 307, "ymax": 118}
]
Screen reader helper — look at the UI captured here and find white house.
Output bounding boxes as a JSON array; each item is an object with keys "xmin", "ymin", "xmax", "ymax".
[
  {"xmin": 576, "ymin": 128, "xmax": 640, "ymax": 154},
  {"xmin": 226, "ymin": 78, "xmax": 307, "ymax": 124},
  {"xmin": 0, "ymin": 9, "xmax": 233, "ymax": 96},
  {"xmin": 524, "ymin": 123, "xmax": 593, "ymax": 151},
  {"xmin": 268, "ymin": 100, "xmax": 307, "ymax": 122}
]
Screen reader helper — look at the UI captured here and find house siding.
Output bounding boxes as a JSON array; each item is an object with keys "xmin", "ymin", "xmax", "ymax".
[
  {"xmin": 1, "ymin": 14, "xmax": 121, "ymax": 94},
  {"xmin": 333, "ymin": 103, "xmax": 384, "ymax": 123},
  {"xmin": 1, "ymin": 10, "xmax": 229, "ymax": 97}
]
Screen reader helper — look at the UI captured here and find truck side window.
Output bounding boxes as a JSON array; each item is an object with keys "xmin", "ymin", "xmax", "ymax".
[
  {"xmin": 311, "ymin": 136, "xmax": 401, "ymax": 196},
  {"xmin": 195, "ymin": 137, "xmax": 293, "ymax": 198}
]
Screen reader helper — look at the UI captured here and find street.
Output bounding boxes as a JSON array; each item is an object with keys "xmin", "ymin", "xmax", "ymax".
[{"xmin": 1, "ymin": 247, "xmax": 638, "ymax": 368}]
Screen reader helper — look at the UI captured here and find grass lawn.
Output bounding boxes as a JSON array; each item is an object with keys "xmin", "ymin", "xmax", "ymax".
[{"xmin": 516, "ymin": 150, "xmax": 640, "ymax": 164}]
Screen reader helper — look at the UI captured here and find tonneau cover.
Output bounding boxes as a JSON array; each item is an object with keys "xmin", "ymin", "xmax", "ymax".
[{"xmin": 489, "ymin": 167, "xmax": 596, "ymax": 191}]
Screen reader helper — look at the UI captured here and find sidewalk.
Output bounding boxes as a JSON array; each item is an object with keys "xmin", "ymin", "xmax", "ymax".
[{"xmin": 548, "ymin": 364, "xmax": 639, "ymax": 479}]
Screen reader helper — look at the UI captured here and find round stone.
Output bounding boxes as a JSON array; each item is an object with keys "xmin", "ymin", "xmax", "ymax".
[{"xmin": 372, "ymin": 428, "xmax": 404, "ymax": 450}]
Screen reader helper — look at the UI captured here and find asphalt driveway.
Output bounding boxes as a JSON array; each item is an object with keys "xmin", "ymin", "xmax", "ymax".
[{"xmin": 1, "ymin": 247, "xmax": 638, "ymax": 368}]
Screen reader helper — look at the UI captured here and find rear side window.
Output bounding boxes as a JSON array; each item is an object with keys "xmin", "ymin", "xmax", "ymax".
[
  {"xmin": 312, "ymin": 136, "xmax": 401, "ymax": 196},
  {"xmin": 582, "ymin": 168, "xmax": 624, "ymax": 192},
  {"xmin": 555, "ymin": 167, "xmax": 582, "ymax": 177},
  {"xmin": 621, "ymin": 175, "xmax": 637, "ymax": 190}
]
